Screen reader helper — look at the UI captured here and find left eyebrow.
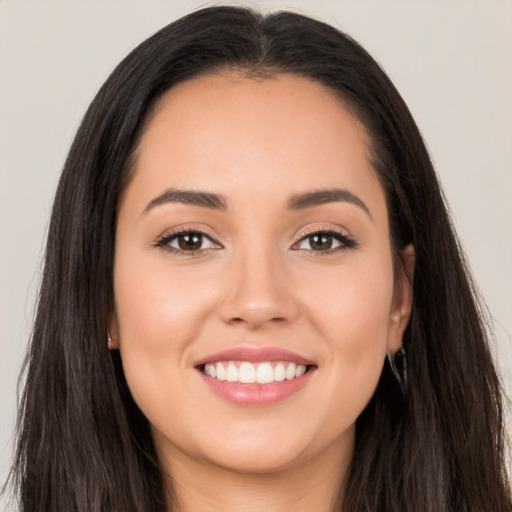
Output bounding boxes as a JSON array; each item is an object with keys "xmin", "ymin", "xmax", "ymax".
[
  {"xmin": 142, "ymin": 188, "xmax": 228, "ymax": 214},
  {"xmin": 287, "ymin": 188, "xmax": 372, "ymax": 218}
]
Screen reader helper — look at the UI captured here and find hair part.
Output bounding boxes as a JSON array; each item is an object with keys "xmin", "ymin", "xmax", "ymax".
[{"xmin": 5, "ymin": 6, "xmax": 511, "ymax": 512}]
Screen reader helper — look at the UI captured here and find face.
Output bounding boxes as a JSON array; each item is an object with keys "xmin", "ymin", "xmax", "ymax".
[{"xmin": 112, "ymin": 74, "xmax": 413, "ymax": 476}]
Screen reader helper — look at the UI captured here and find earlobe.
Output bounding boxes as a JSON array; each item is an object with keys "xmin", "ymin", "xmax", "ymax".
[{"xmin": 387, "ymin": 244, "xmax": 415, "ymax": 354}]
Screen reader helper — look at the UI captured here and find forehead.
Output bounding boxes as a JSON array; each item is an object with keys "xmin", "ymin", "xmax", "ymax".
[
  {"xmin": 139, "ymin": 73, "xmax": 368, "ymax": 162},
  {"xmin": 122, "ymin": 73, "xmax": 386, "ymax": 221}
]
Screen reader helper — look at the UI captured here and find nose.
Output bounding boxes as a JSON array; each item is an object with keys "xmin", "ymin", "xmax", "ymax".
[{"xmin": 217, "ymin": 247, "xmax": 300, "ymax": 330}]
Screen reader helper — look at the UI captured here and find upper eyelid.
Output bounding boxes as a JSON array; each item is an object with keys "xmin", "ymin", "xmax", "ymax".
[
  {"xmin": 158, "ymin": 224, "xmax": 350, "ymax": 241},
  {"xmin": 294, "ymin": 225, "xmax": 350, "ymax": 240},
  {"xmin": 158, "ymin": 226, "xmax": 220, "ymax": 241}
]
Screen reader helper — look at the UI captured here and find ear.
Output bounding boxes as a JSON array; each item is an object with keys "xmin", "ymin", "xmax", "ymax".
[
  {"xmin": 387, "ymin": 244, "xmax": 415, "ymax": 354},
  {"xmin": 108, "ymin": 310, "xmax": 120, "ymax": 350}
]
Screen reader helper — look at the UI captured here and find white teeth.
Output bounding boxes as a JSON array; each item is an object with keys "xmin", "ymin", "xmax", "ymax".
[
  {"xmin": 295, "ymin": 365, "xmax": 306, "ymax": 377},
  {"xmin": 239, "ymin": 362, "xmax": 256, "ymax": 383},
  {"xmin": 202, "ymin": 361, "xmax": 309, "ymax": 384},
  {"xmin": 274, "ymin": 363, "xmax": 286, "ymax": 382},
  {"xmin": 226, "ymin": 362, "xmax": 238, "ymax": 382},
  {"xmin": 216, "ymin": 362, "xmax": 226, "ymax": 381},
  {"xmin": 285, "ymin": 363, "xmax": 296, "ymax": 380},
  {"xmin": 256, "ymin": 362, "xmax": 274, "ymax": 384},
  {"xmin": 204, "ymin": 364, "xmax": 217, "ymax": 378}
]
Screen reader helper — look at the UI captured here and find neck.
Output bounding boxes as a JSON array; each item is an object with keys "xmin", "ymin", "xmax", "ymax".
[{"xmin": 159, "ymin": 436, "xmax": 353, "ymax": 512}]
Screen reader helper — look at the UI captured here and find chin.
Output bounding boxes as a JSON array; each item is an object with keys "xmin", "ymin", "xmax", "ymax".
[{"xmin": 202, "ymin": 442, "xmax": 310, "ymax": 475}]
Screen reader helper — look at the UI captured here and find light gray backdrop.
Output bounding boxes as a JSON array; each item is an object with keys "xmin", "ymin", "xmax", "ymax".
[{"xmin": 1, "ymin": 0, "xmax": 511, "ymax": 504}]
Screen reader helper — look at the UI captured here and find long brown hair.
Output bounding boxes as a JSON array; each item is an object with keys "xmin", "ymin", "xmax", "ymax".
[{"xmin": 5, "ymin": 6, "xmax": 511, "ymax": 511}]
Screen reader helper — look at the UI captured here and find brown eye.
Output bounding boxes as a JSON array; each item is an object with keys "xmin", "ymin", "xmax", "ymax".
[
  {"xmin": 294, "ymin": 230, "xmax": 356, "ymax": 253},
  {"xmin": 297, "ymin": 233, "xmax": 341, "ymax": 252},
  {"xmin": 176, "ymin": 233, "xmax": 203, "ymax": 251},
  {"xmin": 308, "ymin": 234, "xmax": 333, "ymax": 251},
  {"xmin": 156, "ymin": 230, "xmax": 220, "ymax": 254}
]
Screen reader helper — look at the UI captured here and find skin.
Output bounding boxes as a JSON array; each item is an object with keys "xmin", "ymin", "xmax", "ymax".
[{"xmin": 111, "ymin": 73, "xmax": 414, "ymax": 512}]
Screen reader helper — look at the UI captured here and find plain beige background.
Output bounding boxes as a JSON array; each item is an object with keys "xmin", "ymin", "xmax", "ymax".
[{"xmin": 1, "ymin": 0, "xmax": 511, "ymax": 503}]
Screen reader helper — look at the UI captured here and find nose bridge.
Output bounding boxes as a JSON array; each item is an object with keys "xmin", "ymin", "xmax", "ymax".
[{"xmin": 218, "ymin": 235, "xmax": 298, "ymax": 329}]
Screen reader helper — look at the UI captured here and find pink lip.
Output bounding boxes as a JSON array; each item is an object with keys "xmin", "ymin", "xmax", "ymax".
[
  {"xmin": 194, "ymin": 347, "xmax": 317, "ymax": 407},
  {"xmin": 194, "ymin": 346, "xmax": 316, "ymax": 367},
  {"xmin": 197, "ymin": 369, "xmax": 315, "ymax": 406}
]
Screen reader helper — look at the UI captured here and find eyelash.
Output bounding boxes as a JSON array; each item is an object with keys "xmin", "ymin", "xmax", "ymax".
[{"xmin": 154, "ymin": 226, "xmax": 357, "ymax": 256}]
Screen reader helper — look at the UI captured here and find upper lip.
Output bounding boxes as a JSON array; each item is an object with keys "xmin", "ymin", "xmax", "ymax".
[{"xmin": 194, "ymin": 347, "xmax": 316, "ymax": 367}]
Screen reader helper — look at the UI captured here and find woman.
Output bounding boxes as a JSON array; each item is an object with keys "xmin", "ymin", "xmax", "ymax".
[{"xmin": 6, "ymin": 6, "xmax": 511, "ymax": 512}]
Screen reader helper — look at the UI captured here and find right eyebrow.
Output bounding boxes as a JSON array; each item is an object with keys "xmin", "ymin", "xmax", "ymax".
[
  {"xmin": 142, "ymin": 188, "xmax": 228, "ymax": 215},
  {"xmin": 287, "ymin": 188, "xmax": 372, "ymax": 218}
]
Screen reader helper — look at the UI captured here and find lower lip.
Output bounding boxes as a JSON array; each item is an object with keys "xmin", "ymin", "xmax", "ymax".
[{"xmin": 197, "ymin": 368, "xmax": 315, "ymax": 406}]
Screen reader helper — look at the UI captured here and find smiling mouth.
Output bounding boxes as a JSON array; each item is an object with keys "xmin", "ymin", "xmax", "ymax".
[
  {"xmin": 194, "ymin": 347, "xmax": 317, "ymax": 405},
  {"xmin": 200, "ymin": 361, "xmax": 312, "ymax": 384}
]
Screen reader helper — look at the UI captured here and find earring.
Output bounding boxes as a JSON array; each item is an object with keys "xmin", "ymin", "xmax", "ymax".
[
  {"xmin": 387, "ymin": 346, "xmax": 408, "ymax": 396},
  {"xmin": 107, "ymin": 335, "xmax": 113, "ymax": 350}
]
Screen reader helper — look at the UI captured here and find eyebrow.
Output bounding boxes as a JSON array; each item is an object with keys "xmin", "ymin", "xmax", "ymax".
[
  {"xmin": 143, "ymin": 188, "xmax": 228, "ymax": 214},
  {"xmin": 142, "ymin": 187, "xmax": 371, "ymax": 217},
  {"xmin": 288, "ymin": 188, "xmax": 371, "ymax": 217}
]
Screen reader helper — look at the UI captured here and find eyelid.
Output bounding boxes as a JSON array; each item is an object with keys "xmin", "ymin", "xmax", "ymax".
[
  {"xmin": 294, "ymin": 224, "xmax": 351, "ymax": 241},
  {"xmin": 157, "ymin": 225, "xmax": 219, "ymax": 241}
]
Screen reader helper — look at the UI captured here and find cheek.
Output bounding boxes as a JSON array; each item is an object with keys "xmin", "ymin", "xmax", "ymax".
[
  {"xmin": 112, "ymin": 253, "xmax": 217, "ymax": 407},
  {"xmin": 301, "ymin": 256, "xmax": 394, "ymax": 396},
  {"xmin": 114, "ymin": 250, "xmax": 219, "ymax": 348},
  {"xmin": 303, "ymin": 253, "xmax": 394, "ymax": 339}
]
